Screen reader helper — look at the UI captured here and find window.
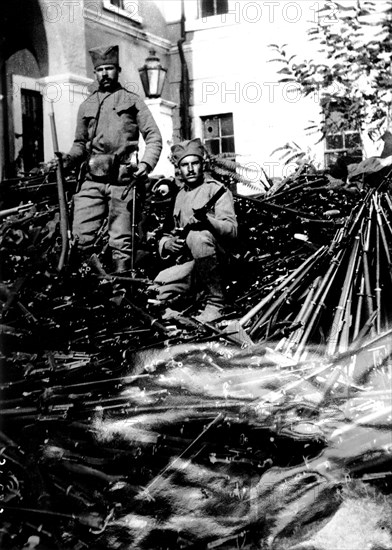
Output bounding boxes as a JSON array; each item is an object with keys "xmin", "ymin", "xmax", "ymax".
[
  {"xmin": 201, "ymin": 113, "xmax": 235, "ymax": 156},
  {"xmin": 103, "ymin": 0, "xmax": 142, "ymax": 23},
  {"xmin": 199, "ymin": 0, "xmax": 228, "ymax": 19},
  {"xmin": 324, "ymin": 107, "xmax": 362, "ymax": 168}
]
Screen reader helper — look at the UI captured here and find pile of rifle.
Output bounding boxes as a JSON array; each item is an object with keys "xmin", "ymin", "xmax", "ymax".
[
  {"xmin": 1, "ymin": 164, "xmax": 392, "ymax": 549},
  {"xmin": 233, "ymin": 171, "xmax": 392, "ymax": 360}
]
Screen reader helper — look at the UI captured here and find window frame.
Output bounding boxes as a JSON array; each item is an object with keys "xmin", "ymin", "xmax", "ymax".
[
  {"xmin": 102, "ymin": 0, "xmax": 142, "ymax": 24},
  {"xmin": 11, "ymin": 75, "xmax": 44, "ymax": 175},
  {"xmin": 198, "ymin": 0, "xmax": 229, "ymax": 19},
  {"xmin": 323, "ymin": 105, "xmax": 362, "ymax": 168},
  {"xmin": 201, "ymin": 113, "xmax": 235, "ymax": 157}
]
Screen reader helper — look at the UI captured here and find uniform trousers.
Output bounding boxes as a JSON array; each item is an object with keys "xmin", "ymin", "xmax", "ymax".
[
  {"xmin": 153, "ymin": 229, "xmax": 220, "ymax": 301},
  {"xmin": 72, "ymin": 179, "xmax": 133, "ymax": 266}
]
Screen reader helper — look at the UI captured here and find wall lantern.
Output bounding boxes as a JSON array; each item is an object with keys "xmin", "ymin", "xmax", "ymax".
[{"xmin": 139, "ymin": 49, "xmax": 167, "ymax": 99}]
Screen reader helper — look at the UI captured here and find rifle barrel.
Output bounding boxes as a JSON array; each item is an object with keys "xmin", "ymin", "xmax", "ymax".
[
  {"xmin": 0, "ymin": 203, "xmax": 34, "ymax": 219},
  {"xmin": 49, "ymin": 102, "xmax": 69, "ymax": 271}
]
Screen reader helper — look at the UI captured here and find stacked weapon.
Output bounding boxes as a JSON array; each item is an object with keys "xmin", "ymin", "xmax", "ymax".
[
  {"xmin": 49, "ymin": 102, "xmax": 71, "ymax": 271},
  {"xmin": 1, "ymin": 159, "xmax": 392, "ymax": 548},
  {"xmin": 1, "ymin": 333, "xmax": 391, "ymax": 548},
  {"xmin": 233, "ymin": 182, "xmax": 392, "ymax": 363}
]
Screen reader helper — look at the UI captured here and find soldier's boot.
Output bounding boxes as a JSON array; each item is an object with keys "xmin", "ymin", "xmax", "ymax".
[
  {"xmin": 194, "ymin": 255, "xmax": 226, "ymax": 323},
  {"xmin": 76, "ymin": 246, "xmax": 95, "ymax": 265},
  {"xmin": 110, "ymin": 255, "xmax": 133, "ymax": 304},
  {"xmin": 112, "ymin": 256, "xmax": 133, "ymax": 274},
  {"xmin": 74, "ymin": 246, "xmax": 97, "ymax": 275}
]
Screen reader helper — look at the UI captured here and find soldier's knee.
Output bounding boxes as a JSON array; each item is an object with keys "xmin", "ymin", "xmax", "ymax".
[{"xmin": 186, "ymin": 230, "xmax": 216, "ymax": 258}]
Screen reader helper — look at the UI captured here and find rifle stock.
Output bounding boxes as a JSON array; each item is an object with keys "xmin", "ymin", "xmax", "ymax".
[
  {"xmin": 49, "ymin": 104, "xmax": 70, "ymax": 271},
  {"xmin": 178, "ymin": 184, "xmax": 227, "ymax": 239}
]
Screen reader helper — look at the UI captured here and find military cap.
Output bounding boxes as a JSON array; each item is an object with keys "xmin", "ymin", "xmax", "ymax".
[
  {"xmin": 171, "ymin": 138, "xmax": 205, "ymax": 166},
  {"xmin": 89, "ymin": 45, "xmax": 119, "ymax": 69}
]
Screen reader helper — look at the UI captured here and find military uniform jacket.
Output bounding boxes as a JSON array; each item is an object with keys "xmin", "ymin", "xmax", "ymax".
[
  {"xmin": 173, "ymin": 178, "xmax": 237, "ymax": 236},
  {"xmin": 159, "ymin": 177, "xmax": 238, "ymax": 257},
  {"xmin": 68, "ymin": 83, "xmax": 162, "ymax": 170}
]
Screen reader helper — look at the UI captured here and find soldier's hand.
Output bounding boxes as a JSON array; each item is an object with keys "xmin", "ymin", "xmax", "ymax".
[
  {"xmin": 47, "ymin": 153, "xmax": 72, "ymax": 171},
  {"xmin": 60, "ymin": 153, "xmax": 73, "ymax": 170},
  {"xmin": 134, "ymin": 162, "xmax": 151, "ymax": 179},
  {"xmin": 192, "ymin": 208, "xmax": 208, "ymax": 222},
  {"xmin": 163, "ymin": 236, "xmax": 186, "ymax": 254},
  {"xmin": 187, "ymin": 214, "xmax": 208, "ymax": 228}
]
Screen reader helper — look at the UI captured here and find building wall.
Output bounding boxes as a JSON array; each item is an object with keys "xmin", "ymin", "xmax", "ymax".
[
  {"xmin": 3, "ymin": 0, "xmax": 376, "ymax": 184},
  {"xmin": 44, "ymin": 0, "xmax": 173, "ymax": 166},
  {"xmin": 2, "ymin": 0, "xmax": 175, "ymax": 176},
  {"xmin": 167, "ymin": 0, "xmax": 331, "ymax": 188}
]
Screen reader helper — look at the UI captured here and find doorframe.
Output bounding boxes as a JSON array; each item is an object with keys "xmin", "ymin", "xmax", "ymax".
[{"xmin": 12, "ymin": 74, "xmax": 42, "ymax": 173}]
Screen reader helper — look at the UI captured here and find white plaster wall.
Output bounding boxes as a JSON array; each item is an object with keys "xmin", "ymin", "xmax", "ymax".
[
  {"xmin": 178, "ymin": 0, "xmax": 355, "ymax": 181},
  {"xmin": 142, "ymin": 98, "xmax": 176, "ymax": 177},
  {"xmin": 38, "ymin": 74, "xmax": 93, "ymax": 159},
  {"xmin": 39, "ymin": 0, "xmax": 88, "ymax": 76},
  {"xmin": 33, "ymin": 0, "xmax": 375, "ymax": 177}
]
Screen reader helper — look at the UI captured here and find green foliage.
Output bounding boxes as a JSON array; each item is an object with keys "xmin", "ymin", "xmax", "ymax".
[{"xmin": 269, "ymin": 1, "xmax": 392, "ymax": 141}]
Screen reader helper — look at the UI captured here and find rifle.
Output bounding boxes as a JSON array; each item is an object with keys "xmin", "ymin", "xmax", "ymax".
[
  {"xmin": 0, "ymin": 203, "xmax": 34, "ymax": 220},
  {"xmin": 177, "ymin": 184, "xmax": 227, "ymax": 239},
  {"xmin": 165, "ymin": 185, "xmax": 228, "ymax": 265},
  {"xmin": 233, "ymin": 191, "xmax": 339, "ymax": 224},
  {"xmin": 119, "ymin": 151, "xmax": 146, "ymax": 277},
  {"xmin": 49, "ymin": 102, "xmax": 71, "ymax": 271}
]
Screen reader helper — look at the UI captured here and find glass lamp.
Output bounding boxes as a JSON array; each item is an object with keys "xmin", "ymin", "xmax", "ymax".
[{"xmin": 139, "ymin": 49, "xmax": 167, "ymax": 98}]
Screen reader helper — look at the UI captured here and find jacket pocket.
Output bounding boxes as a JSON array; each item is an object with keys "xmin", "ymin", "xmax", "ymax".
[
  {"xmin": 82, "ymin": 104, "xmax": 98, "ymax": 135},
  {"xmin": 116, "ymin": 101, "xmax": 138, "ymax": 136}
]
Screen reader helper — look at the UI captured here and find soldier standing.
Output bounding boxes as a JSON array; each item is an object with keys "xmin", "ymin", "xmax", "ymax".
[{"xmin": 62, "ymin": 45, "xmax": 162, "ymax": 272}]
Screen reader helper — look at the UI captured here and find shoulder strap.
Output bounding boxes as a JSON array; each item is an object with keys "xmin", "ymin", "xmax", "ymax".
[{"xmin": 86, "ymin": 94, "xmax": 109, "ymax": 159}]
